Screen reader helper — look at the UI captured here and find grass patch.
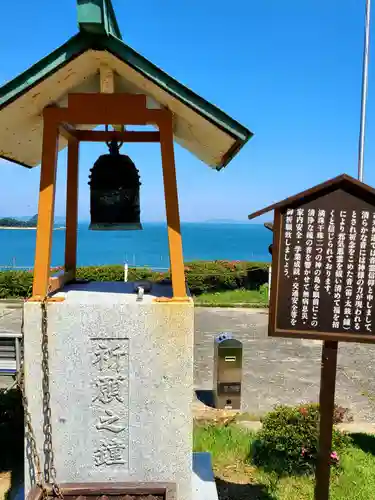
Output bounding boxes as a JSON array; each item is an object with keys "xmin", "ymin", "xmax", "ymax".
[
  {"xmin": 194, "ymin": 422, "xmax": 253, "ymax": 467},
  {"xmin": 194, "ymin": 288, "xmax": 268, "ymax": 307},
  {"xmin": 193, "ymin": 423, "xmax": 375, "ymax": 500}
]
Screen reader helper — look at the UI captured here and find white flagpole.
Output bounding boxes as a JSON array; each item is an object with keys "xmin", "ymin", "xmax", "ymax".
[{"xmin": 358, "ymin": 0, "xmax": 371, "ymax": 182}]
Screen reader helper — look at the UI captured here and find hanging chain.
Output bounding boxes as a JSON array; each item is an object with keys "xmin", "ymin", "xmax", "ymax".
[
  {"xmin": 105, "ymin": 123, "xmax": 124, "ymax": 150},
  {"xmin": 12, "ymin": 297, "xmax": 64, "ymax": 499},
  {"xmin": 40, "ymin": 298, "xmax": 64, "ymax": 500},
  {"xmin": 15, "ymin": 299, "xmax": 48, "ymax": 498},
  {"xmin": 16, "ymin": 348, "xmax": 44, "ymax": 489}
]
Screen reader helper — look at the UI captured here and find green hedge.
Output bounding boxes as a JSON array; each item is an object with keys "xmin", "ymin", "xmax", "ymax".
[
  {"xmin": 0, "ymin": 260, "xmax": 269, "ymax": 299},
  {"xmin": 184, "ymin": 260, "xmax": 268, "ymax": 295},
  {"xmin": 252, "ymin": 403, "xmax": 352, "ymax": 475},
  {"xmin": 0, "ymin": 270, "xmax": 33, "ymax": 299}
]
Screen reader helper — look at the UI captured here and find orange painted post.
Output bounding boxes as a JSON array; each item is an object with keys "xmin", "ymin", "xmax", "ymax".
[
  {"xmin": 159, "ymin": 113, "xmax": 187, "ymax": 298},
  {"xmin": 65, "ymin": 137, "xmax": 80, "ymax": 275},
  {"xmin": 32, "ymin": 109, "xmax": 59, "ymax": 298}
]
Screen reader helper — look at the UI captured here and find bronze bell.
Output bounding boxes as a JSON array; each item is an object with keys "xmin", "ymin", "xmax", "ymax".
[{"xmin": 88, "ymin": 140, "xmax": 142, "ymax": 230}]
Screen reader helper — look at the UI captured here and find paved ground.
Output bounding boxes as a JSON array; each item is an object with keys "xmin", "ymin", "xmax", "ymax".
[
  {"xmin": 0, "ymin": 303, "xmax": 22, "ymax": 329},
  {"xmin": 1, "ymin": 305, "xmax": 375, "ymax": 422},
  {"xmin": 195, "ymin": 307, "xmax": 375, "ymax": 422}
]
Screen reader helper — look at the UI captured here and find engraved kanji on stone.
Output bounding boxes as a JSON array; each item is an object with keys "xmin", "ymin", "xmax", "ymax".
[
  {"xmin": 93, "ymin": 375, "xmax": 125, "ymax": 404},
  {"xmin": 96, "ymin": 409, "xmax": 127, "ymax": 434},
  {"xmin": 93, "ymin": 343, "xmax": 127, "ymax": 372},
  {"xmin": 94, "ymin": 439, "xmax": 127, "ymax": 466}
]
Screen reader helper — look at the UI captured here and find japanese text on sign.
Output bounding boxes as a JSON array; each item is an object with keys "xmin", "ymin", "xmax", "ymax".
[{"xmin": 277, "ymin": 199, "xmax": 375, "ymax": 336}]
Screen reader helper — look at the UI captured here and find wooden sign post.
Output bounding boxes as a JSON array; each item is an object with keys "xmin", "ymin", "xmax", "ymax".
[{"xmin": 249, "ymin": 174, "xmax": 375, "ymax": 500}]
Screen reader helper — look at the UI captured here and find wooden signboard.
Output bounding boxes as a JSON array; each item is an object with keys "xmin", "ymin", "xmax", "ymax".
[
  {"xmin": 249, "ymin": 174, "xmax": 375, "ymax": 344},
  {"xmin": 248, "ymin": 173, "xmax": 375, "ymax": 500}
]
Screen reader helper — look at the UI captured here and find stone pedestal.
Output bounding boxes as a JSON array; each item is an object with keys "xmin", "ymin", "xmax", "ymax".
[{"xmin": 24, "ymin": 282, "xmax": 194, "ymax": 500}]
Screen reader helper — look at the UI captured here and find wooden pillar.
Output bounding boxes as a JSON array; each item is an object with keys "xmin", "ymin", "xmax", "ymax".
[
  {"xmin": 315, "ymin": 340, "xmax": 339, "ymax": 500},
  {"xmin": 64, "ymin": 138, "xmax": 79, "ymax": 275},
  {"xmin": 159, "ymin": 113, "xmax": 186, "ymax": 298},
  {"xmin": 32, "ymin": 109, "xmax": 59, "ymax": 298}
]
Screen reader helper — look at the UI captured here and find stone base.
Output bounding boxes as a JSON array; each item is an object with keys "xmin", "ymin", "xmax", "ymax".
[
  {"xmin": 26, "ymin": 482, "xmax": 176, "ymax": 500},
  {"xmin": 22, "ymin": 453, "xmax": 217, "ymax": 500},
  {"xmin": 19, "ymin": 453, "xmax": 217, "ymax": 500},
  {"xmin": 23, "ymin": 281, "xmax": 194, "ymax": 500}
]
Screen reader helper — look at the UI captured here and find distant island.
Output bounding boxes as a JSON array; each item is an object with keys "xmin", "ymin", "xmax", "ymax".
[
  {"xmin": 0, "ymin": 215, "xmax": 65, "ymax": 229},
  {"xmin": 0, "ymin": 214, "xmax": 38, "ymax": 228}
]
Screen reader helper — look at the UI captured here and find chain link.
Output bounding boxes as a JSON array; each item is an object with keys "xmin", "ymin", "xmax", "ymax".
[
  {"xmin": 16, "ymin": 359, "xmax": 44, "ymax": 488},
  {"xmin": 13, "ymin": 297, "xmax": 64, "ymax": 499},
  {"xmin": 41, "ymin": 298, "xmax": 63, "ymax": 499},
  {"xmin": 16, "ymin": 299, "xmax": 46, "ymax": 497}
]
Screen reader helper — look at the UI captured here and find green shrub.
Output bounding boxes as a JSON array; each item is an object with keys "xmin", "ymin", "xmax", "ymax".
[
  {"xmin": 0, "ymin": 270, "xmax": 32, "ymax": 298},
  {"xmin": 75, "ymin": 265, "xmax": 160, "ymax": 282},
  {"xmin": 184, "ymin": 260, "xmax": 268, "ymax": 295},
  {"xmin": 252, "ymin": 404, "xmax": 351, "ymax": 475},
  {"xmin": 76, "ymin": 264, "xmax": 124, "ymax": 281},
  {"xmin": 0, "ymin": 261, "xmax": 269, "ymax": 299},
  {"xmin": 299, "ymin": 402, "xmax": 353, "ymax": 425}
]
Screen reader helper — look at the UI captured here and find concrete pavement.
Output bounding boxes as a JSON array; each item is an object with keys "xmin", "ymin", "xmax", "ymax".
[
  {"xmin": 195, "ymin": 307, "xmax": 375, "ymax": 422},
  {"xmin": 1, "ymin": 304, "xmax": 375, "ymax": 422}
]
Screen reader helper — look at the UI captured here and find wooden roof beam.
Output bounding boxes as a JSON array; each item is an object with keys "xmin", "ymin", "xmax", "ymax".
[{"xmin": 59, "ymin": 123, "xmax": 78, "ymax": 141}]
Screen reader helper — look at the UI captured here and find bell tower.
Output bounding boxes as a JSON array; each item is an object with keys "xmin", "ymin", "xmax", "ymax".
[
  {"xmin": 0, "ymin": 1, "xmax": 252, "ymax": 301},
  {"xmin": 31, "ymin": 90, "xmax": 191, "ymax": 299},
  {"xmin": 0, "ymin": 1, "xmax": 253, "ymax": 498}
]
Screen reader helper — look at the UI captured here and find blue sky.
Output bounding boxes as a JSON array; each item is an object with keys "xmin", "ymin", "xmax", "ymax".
[{"xmin": 0, "ymin": 0, "xmax": 373, "ymax": 222}]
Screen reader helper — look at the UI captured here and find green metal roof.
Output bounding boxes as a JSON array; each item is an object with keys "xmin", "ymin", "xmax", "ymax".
[
  {"xmin": 77, "ymin": 0, "xmax": 122, "ymax": 39},
  {"xmin": 0, "ymin": 1, "xmax": 253, "ymax": 170}
]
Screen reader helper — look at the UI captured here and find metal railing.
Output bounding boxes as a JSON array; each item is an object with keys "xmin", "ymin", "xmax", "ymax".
[
  {"xmin": 0, "ymin": 332, "xmax": 22, "ymax": 374},
  {"xmin": 0, "ymin": 265, "xmax": 33, "ymax": 271}
]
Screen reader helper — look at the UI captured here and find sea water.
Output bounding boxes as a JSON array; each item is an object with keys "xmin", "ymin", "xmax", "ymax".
[{"xmin": 0, "ymin": 223, "xmax": 272, "ymax": 269}]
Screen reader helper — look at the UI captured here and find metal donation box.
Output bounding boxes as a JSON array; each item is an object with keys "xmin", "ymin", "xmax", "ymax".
[{"xmin": 213, "ymin": 333, "xmax": 243, "ymax": 410}]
